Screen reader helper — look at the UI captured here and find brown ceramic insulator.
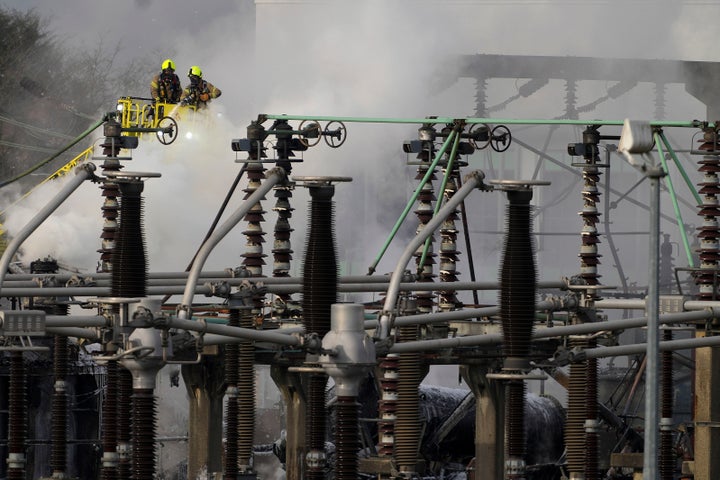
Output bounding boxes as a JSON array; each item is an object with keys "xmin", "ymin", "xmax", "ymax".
[
  {"xmin": 301, "ymin": 181, "xmax": 339, "ymax": 478},
  {"xmin": 378, "ymin": 356, "xmax": 399, "ymax": 457},
  {"xmin": 577, "ymin": 163, "xmax": 603, "ymax": 289},
  {"xmin": 437, "ymin": 174, "xmax": 461, "ymax": 311},
  {"xmin": 506, "ymin": 382, "xmax": 526, "ymax": 461},
  {"xmin": 306, "ymin": 373, "xmax": 329, "ymax": 480},
  {"xmin": 7, "ymin": 352, "xmax": 26, "ymax": 480},
  {"xmin": 131, "ymin": 389, "xmax": 157, "ymax": 479},
  {"xmin": 698, "ymin": 184, "xmax": 720, "ymax": 195},
  {"xmin": 101, "ymin": 360, "xmax": 119, "ymax": 480},
  {"xmin": 116, "ymin": 367, "xmax": 133, "ymax": 480},
  {"xmin": 224, "ymin": 310, "xmax": 240, "ymax": 478},
  {"xmin": 302, "ymin": 184, "xmax": 338, "ymax": 336},
  {"xmin": 272, "ymin": 185, "xmax": 295, "ymax": 288},
  {"xmin": 111, "ymin": 182, "xmax": 147, "ymax": 298},
  {"xmin": 335, "ymin": 396, "xmax": 360, "ymax": 480},
  {"xmin": 694, "ymin": 152, "xmax": 720, "ymax": 298},
  {"xmin": 697, "ymin": 160, "xmax": 720, "ymax": 172},
  {"xmin": 227, "ymin": 394, "xmax": 241, "ymax": 479},
  {"xmin": 660, "ymin": 328, "xmax": 674, "ymax": 480},
  {"xmin": 566, "ymin": 339, "xmax": 588, "ymax": 477},
  {"xmin": 585, "ymin": 337, "xmax": 599, "ymax": 480},
  {"xmin": 225, "ymin": 393, "xmax": 239, "ymax": 480},
  {"xmin": 51, "ymin": 336, "xmax": 69, "ymax": 474},
  {"xmin": 97, "ymin": 158, "xmax": 122, "ymax": 272},
  {"xmin": 414, "ymin": 165, "xmax": 438, "ymax": 182},
  {"xmin": 237, "ymin": 310, "xmax": 256, "ymax": 472},
  {"xmin": 241, "ymin": 163, "xmax": 267, "ymax": 276},
  {"xmin": 499, "ymin": 189, "xmax": 536, "ymax": 360},
  {"xmin": 414, "ymin": 165, "xmax": 437, "ymax": 310},
  {"xmin": 395, "ymin": 324, "xmax": 422, "ymax": 474}
]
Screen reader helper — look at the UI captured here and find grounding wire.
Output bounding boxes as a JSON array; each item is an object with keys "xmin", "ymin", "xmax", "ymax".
[
  {"xmin": 0, "ymin": 112, "xmax": 76, "ymax": 140},
  {"xmin": 0, "ymin": 116, "xmax": 104, "ymax": 189}
]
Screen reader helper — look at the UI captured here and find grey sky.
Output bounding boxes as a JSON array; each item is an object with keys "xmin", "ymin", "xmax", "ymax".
[{"xmin": 0, "ymin": 0, "xmax": 242, "ymax": 60}]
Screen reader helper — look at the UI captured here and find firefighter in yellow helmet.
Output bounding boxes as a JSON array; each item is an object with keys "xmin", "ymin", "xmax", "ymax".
[
  {"xmin": 179, "ymin": 65, "xmax": 221, "ymax": 108},
  {"xmin": 150, "ymin": 59, "xmax": 182, "ymax": 104}
]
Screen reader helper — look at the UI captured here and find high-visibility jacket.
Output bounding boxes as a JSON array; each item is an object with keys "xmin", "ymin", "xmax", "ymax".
[
  {"xmin": 180, "ymin": 80, "xmax": 222, "ymax": 108},
  {"xmin": 150, "ymin": 71, "xmax": 182, "ymax": 103}
]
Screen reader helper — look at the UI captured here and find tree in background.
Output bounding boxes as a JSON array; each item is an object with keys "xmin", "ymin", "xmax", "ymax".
[{"xmin": 0, "ymin": 6, "xmax": 158, "ymax": 186}]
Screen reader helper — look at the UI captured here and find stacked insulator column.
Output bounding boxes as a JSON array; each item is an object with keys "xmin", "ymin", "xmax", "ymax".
[
  {"xmin": 335, "ymin": 396, "xmax": 360, "ymax": 480},
  {"xmin": 659, "ymin": 234, "xmax": 676, "ymax": 293},
  {"xmin": 660, "ymin": 327, "xmax": 674, "ymax": 480},
  {"xmin": 96, "ymin": 117, "xmax": 125, "ymax": 273},
  {"xmin": 565, "ymin": 337, "xmax": 588, "ymax": 480},
  {"xmin": 241, "ymin": 162, "xmax": 268, "ymax": 278},
  {"xmin": 377, "ymin": 355, "xmax": 399, "ymax": 457},
  {"xmin": 475, "ymin": 77, "xmax": 488, "ymax": 117},
  {"xmin": 112, "ymin": 177, "xmax": 157, "ymax": 480},
  {"xmin": 7, "ymin": 352, "xmax": 26, "ymax": 480},
  {"xmin": 116, "ymin": 368, "xmax": 132, "ymax": 480},
  {"xmin": 51, "ymin": 334, "xmax": 69, "ymax": 477},
  {"xmin": 131, "ymin": 389, "xmax": 157, "ymax": 479},
  {"xmin": 238, "ymin": 308, "xmax": 257, "ymax": 476},
  {"xmin": 693, "ymin": 127, "xmax": 720, "ymax": 299},
  {"xmin": 111, "ymin": 180, "xmax": 147, "ymax": 297},
  {"xmin": 101, "ymin": 361, "xmax": 119, "ymax": 480},
  {"xmin": 395, "ymin": 323, "xmax": 423, "ymax": 477},
  {"xmin": 577, "ymin": 128, "xmax": 603, "ymax": 286},
  {"xmin": 272, "ymin": 185, "xmax": 294, "ymax": 297},
  {"xmin": 566, "ymin": 128, "xmax": 604, "ymax": 480},
  {"xmin": 224, "ymin": 308, "xmax": 240, "ymax": 479},
  {"xmin": 271, "ymin": 119, "xmax": 302, "ymax": 306},
  {"xmin": 564, "ymin": 79, "xmax": 578, "ymax": 120},
  {"xmin": 301, "ymin": 179, "xmax": 340, "ymax": 480},
  {"xmin": 659, "ymin": 227, "xmax": 675, "ymax": 479},
  {"xmin": 437, "ymin": 159, "xmax": 464, "ymax": 312},
  {"xmin": 377, "ymin": 298, "xmax": 417, "ymax": 469},
  {"xmin": 497, "ymin": 186, "xmax": 537, "ymax": 480},
  {"xmin": 413, "ymin": 124, "xmax": 438, "ymax": 314},
  {"xmin": 585, "ymin": 338, "xmax": 599, "ymax": 480},
  {"xmin": 96, "ymin": 119, "xmax": 131, "ymax": 480}
]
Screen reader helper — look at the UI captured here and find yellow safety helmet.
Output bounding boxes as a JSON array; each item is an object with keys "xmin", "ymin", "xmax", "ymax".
[
  {"xmin": 161, "ymin": 59, "xmax": 175, "ymax": 71},
  {"xmin": 188, "ymin": 65, "xmax": 202, "ymax": 78}
]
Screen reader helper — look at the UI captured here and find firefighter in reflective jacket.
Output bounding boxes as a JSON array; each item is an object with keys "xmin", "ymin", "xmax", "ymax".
[
  {"xmin": 150, "ymin": 59, "xmax": 182, "ymax": 104},
  {"xmin": 179, "ymin": 65, "xmax": 221, "ymax": 108}
]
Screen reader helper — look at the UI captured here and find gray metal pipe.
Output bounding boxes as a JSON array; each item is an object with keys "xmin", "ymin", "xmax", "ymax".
[
  {"xmin": 178, "ymin": 167, "xmax": 287, "ymax": 318},
  {"xmin": 165, "ymin": 317, "xmax": 300, "ymax": 346},
  {"xmin": 584, "ymin": 334, "xmax": 720, "ymax": 359},
  {"xmin": 0, "ymin": 163, "xmax": 96, "ymax": 297},
  {"xmin": 388, "ymin": 308, "xmax": 716, "ymax": 353},
  {"xmin": 45, "ymin": 315, "xmax": 108, "ymax": 328},
  {"xmin": 377, "ymin": 170, "xmax": 488, "ymax": 339},
  {"xmin": 46, "ymin": 326, "xmax": 100, "ymax": 340}
]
